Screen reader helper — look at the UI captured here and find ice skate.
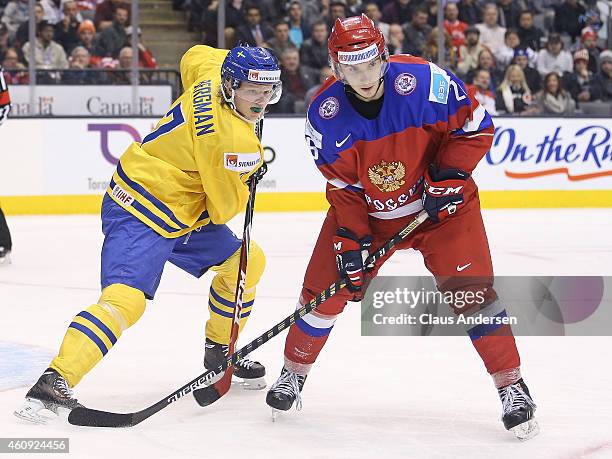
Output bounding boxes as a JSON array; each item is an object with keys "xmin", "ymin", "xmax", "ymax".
[
  {"xmin": 204, "ymin": 338, "xmax": 266, "ymax": 390},
  {"xmin": 0, "ymin": 247, "xmax": 11, "ymax": 266},
  {"xmin": 14, "ymin": 368, "xmax": 83, "ymax": 424},
  {"xmin": 266, "ymin": 366, "xmax": 307, "ymax": 421},
  {"xmin": 498, "ymin": 379, "xmax": 540, "ymax": 440}
]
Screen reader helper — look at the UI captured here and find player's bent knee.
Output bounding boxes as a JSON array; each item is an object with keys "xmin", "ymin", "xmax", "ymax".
[
  {"xmin": 447, "ymin": 284, "xmax": 498, "ymax": 315},
  {"xmin": 246, "ymin": 240, "xmax": 266, "ymax": 288},
  {"xmin": 99, "ymin": 283, "xmax": 146, "ymax": 330}
]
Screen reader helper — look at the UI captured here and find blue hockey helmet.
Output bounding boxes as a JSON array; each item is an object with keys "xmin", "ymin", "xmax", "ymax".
[{"xmin": 221, "ymin": 46, "xmax": 282, "ymax": 115}]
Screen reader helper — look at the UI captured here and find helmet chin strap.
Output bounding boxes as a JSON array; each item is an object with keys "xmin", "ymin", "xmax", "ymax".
[{"xmin": 221, "ymin": 81, "xmax": 263, "ymax": 124}]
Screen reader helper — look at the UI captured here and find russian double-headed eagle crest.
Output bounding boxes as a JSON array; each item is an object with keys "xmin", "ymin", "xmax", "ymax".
[{"xmin": 368, "ymin": 160, "xmax": 406, "ymax": 192}]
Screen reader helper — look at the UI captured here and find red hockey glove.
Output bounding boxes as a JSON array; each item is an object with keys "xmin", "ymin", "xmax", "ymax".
[
  {"xmin": 333, "ymin": 228, "xmax": 373, "ymax": 292},
  {"xmin": 422, "ymin": 165, "xmax": 469, "ymax": 223}
]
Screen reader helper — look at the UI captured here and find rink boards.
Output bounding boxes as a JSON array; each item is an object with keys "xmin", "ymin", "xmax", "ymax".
[{"xmin": 0, "ymin": 116, "xmax": 611, "ymax": 214}]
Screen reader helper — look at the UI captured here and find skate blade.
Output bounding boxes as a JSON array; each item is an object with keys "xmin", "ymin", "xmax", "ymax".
[
  {"xmin": 232, "ymin": 376, "xmax": 267, "ymax": 390},
  {"xmin": 510, "ymin": 418, "xmax": 540, "ymax": 440},
  {"xmin": 0, "ymin": 255, "xmax": 11, "ymax": 266},
  {"xmin": 14, "ymin": 398, "xmax": 54, "ymax": 425},
  {"xmin": 271, "ymin": 408, "xmax": 281, "ymax": 422}
]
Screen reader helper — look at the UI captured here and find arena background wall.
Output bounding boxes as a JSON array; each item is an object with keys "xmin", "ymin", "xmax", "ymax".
[{"xmin": 1, "ymin": 116, "xmax": 610, "ymax": 214}]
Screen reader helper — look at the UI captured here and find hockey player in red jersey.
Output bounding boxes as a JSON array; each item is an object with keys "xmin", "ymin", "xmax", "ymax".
[
  {"xmin": 266, "ymin": 15, "xmax": 539, "ymax": 440},
  {"xmin": 0, "ymin": 65, "xmax": 13, "ymax": 265}
]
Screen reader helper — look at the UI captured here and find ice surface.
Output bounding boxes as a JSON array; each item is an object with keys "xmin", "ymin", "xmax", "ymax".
[{"xmin": 1, "ymin": 209, "xmax": 611, "ymax": 458}]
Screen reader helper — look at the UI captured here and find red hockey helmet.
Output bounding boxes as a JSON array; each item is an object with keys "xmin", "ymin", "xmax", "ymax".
[
  {"xmin": 328, "ymin": 14, "xmax": 386, "ymax": 64},
  {"xmin": 328, "ymin": 14, "xmax": 389, "ymax": 89}
]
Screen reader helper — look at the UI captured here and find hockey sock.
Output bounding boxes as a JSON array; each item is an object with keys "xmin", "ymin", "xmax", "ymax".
[
  {"xmin": 283, "ymin": 306, "xmax": 338, "ymax": 374},
  {"xmin": 205, "ymin": 240, "xmax": 265, "ymax": 344},
  {"xmin": 50, "ymin": 284, "xmax": 145, "ymax": 387}
]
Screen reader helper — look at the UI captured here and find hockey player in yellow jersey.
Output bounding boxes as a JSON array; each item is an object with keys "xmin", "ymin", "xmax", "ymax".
[{"xmin": 15, "ymin": 45, "xmax": 283, "ymax": 423}]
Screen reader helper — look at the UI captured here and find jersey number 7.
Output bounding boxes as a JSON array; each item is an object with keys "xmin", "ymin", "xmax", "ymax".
[{"xmin": 142, "ymin": 103, "xmax": 185, "ymax": 145}]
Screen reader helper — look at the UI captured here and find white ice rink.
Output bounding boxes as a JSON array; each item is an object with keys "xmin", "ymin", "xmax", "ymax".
[{"xmin": 1, "ymin": 209, "xmax": 612, "ymax": 459}]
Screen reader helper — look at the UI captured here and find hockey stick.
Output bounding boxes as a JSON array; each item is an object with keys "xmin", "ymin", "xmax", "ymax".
[
  {"xmin": 191, "ymin": 122, "xmax": 265, "ymax": 407},
  {"xmin": 192, "ymin": 117, "xmax": 266, "ymax": 406},
  {"xmin": 67, "ymin": 210, "xmax": 429, "ymax": 427}
]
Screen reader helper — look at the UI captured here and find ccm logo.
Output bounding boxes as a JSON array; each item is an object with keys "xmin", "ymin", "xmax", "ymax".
[{"xmin": 426, "ymin": 185, "xmax": 463, "ymax": 195}]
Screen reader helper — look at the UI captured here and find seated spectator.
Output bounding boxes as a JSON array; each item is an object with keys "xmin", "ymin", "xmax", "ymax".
[
  {"xmin": 1, "ymin": 46, "xmax": 29, "ymax": 83},
  {"xmin": 467, "ymin": 68, "xmax": 497, "ymax": 115},
  {"xmin": 517, "ymin": 10, "xmax": 543, "ymax": 51},
  {"xmin": 74, "ymin": 19, "xmax": 103, "ymax": 65},
  {"xmin": 553, "ymin": 0, "xmax": 585, "ymax": 44},
  {"xmin": 235, "ymin": 6, "xmax": 273, "ymax": 47},
  {"xmin": 16, "ymin": 2, "xmax": 44, "ymax": 47},
  {"xmin": 345, "ymin": 0, "xmax": 361, "ymax": 17},
  {"xmin": 457, "ymin": 26, "xmax": 487, "ymax": 77},
  {"xmin": 535, "ymin": 71, "xmax": 576, "ymax": 114},
  {"xmin": 581, "ymin": 2, "xmax": 603, "ymax": 34},
  {"xmin": 22, "ymin": 21, "xmax": 68, "ymax": 73},
  {"xmin": 286, "ymin": 0, "xmax": 309, "ymax": 49},
  {"xmin": 200, "ymin": 0, "xmax": 246, "ymax": 47},
  {"xmin": 327, "ymin": 0, "xmax": 347, "ymax": 29},
  {"xmin": 402, "ymin": 6, "xmax": 431, "ymax": 57},
  {"xmin": 562, "ymin": 49, "xmax": 594, "ymax": 104},
  {"xmin": 300, "ymin": 20, "xmax": 328, "ymax": 70},
  {"xmin": 443, "ymin": 2, "xmax": 467, "ymax": 51},
  {"xmin": 108, "ymin": 46, "xmax": 151, "ymax": 84},
  {"xmin": 40, "ymin": 0, "xmax": 64, "ymax": 24},
  {"xmin": 458, "ymin": 0, "xmax": 480, "ymax": 25},
  {"xmin": 300, "ymin": 0, "xmax": 324, "ymax": 30},
  {"xmin": 466, "ymin": 48, "xmax": 503, "ymax": 91},
  {"xmin": 424, "ymin": 0, "xmax": 438, "ymax": 27},
  {"xmin": 496, "ymin": 0, "xmax": 521, "ymax": 29},
  {"xmin": 305, "ymin": 65, "xmax": 333, "ymax": 104},
  {"xmin": 96, "ymin": 4, "xmax": 128, "ymax": 58},
  {"xmin": 422, "ymin": 27, "xmax": 457, "ymax": 70},
  {"xmin": 363, "ymin": 2, "xmax": 389, "ymax": 42},
  {"xmin": 63, "ymin": 45, "xmax": 107, "ymax": 83},
  {"xmin": 387, "ymin": 23, "xmax": 409, "ymax": 55},
  {"xmin": 495, "ymin": 64, "xmax": 538, "ymax": 115},
  {"xmin": 76, "ymin": 0, "xmax": 101, "ymax": 22},
  {"xmin": 590, "ymin": 50, "xmax": 612, "ymax": 102},
  {"xmin": 1, "ymin": 0, "xmax": 28, "ymax": 40},
  {"xmin": 476, "ymin": 3, "xmax": 506, "ymax": 56},
  {"xmin": 497, "ymin": 29, "xmax": 522, "ymax": 68},
  {"xmin": 512, "ymin": 48, "xmax": 541, "ymax": 93},
  {"xmin": 263, "ymin": 20, "xmax": 297, "ymax": 59},
  {"xmin": 94, "ymin": 0, "xmax": 128, "ymax": 31},
  {"xmin": 276, "ymin": 47, "xmax": 317, "ymax": 113},
  {"xmin": 536, "ymin": 33, "xmax": 572, "ymax": 77},
  {"xmin": 381, "ymin": 0, "xmax": 413, "ymax": 26},
  {"xmin": 580, "ymin": 27, "xmax": 601, "ymax": 75},
  {"xmin": 55, "ymin": 1, "xmax": 82, "ymax": 52},
  {"xmin": 124, "ymin": 26, "xmax": 157, "ymax": 69},
  {"xmin": 0, "ymin": 23, "xmax": 9, "ymax": 58}
]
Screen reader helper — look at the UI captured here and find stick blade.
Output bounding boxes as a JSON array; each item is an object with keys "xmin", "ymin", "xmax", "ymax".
[
  {"xmin": 192, "ymin": 386, "xmax": 222, "ymax": 407},
  {"xmin": 193, "ymin": 370, "xmax": 232, "ymax": 407},
  {"xmin": 68, "ymin": 407, "xmax": 135, "ymax": 428}
]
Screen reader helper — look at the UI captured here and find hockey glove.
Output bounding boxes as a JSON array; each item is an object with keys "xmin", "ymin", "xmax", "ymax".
[
  {"xmin": 333, "ymin": 228, "xmax": 374, "ymax": 292},
  {"xmin": 248, "ymin": 161, "xmax": 268, "ymax": 186},
  {"xmin": 422, "ymin": 165, "xmax": 469, "ymax": 223}
]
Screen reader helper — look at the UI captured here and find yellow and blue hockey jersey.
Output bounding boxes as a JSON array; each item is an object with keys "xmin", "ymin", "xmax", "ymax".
[{"xmin": 106, "ymin": 46, "xmax": 264, "ymax": 238}]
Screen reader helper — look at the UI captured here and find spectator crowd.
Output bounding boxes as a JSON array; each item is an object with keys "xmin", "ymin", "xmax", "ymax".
[
  {"xmin": 2, "ymin": 0, "xmax": 610, "ymax": 114},
  {"xmin": 1, "ymin": 0, "xmax": 158, "ymax": 84}
]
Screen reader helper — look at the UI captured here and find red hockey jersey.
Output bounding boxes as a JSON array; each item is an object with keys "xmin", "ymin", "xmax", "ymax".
[{"xmin": 304, "ymin": 55, "xmax": 495, "ymax": 238}]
